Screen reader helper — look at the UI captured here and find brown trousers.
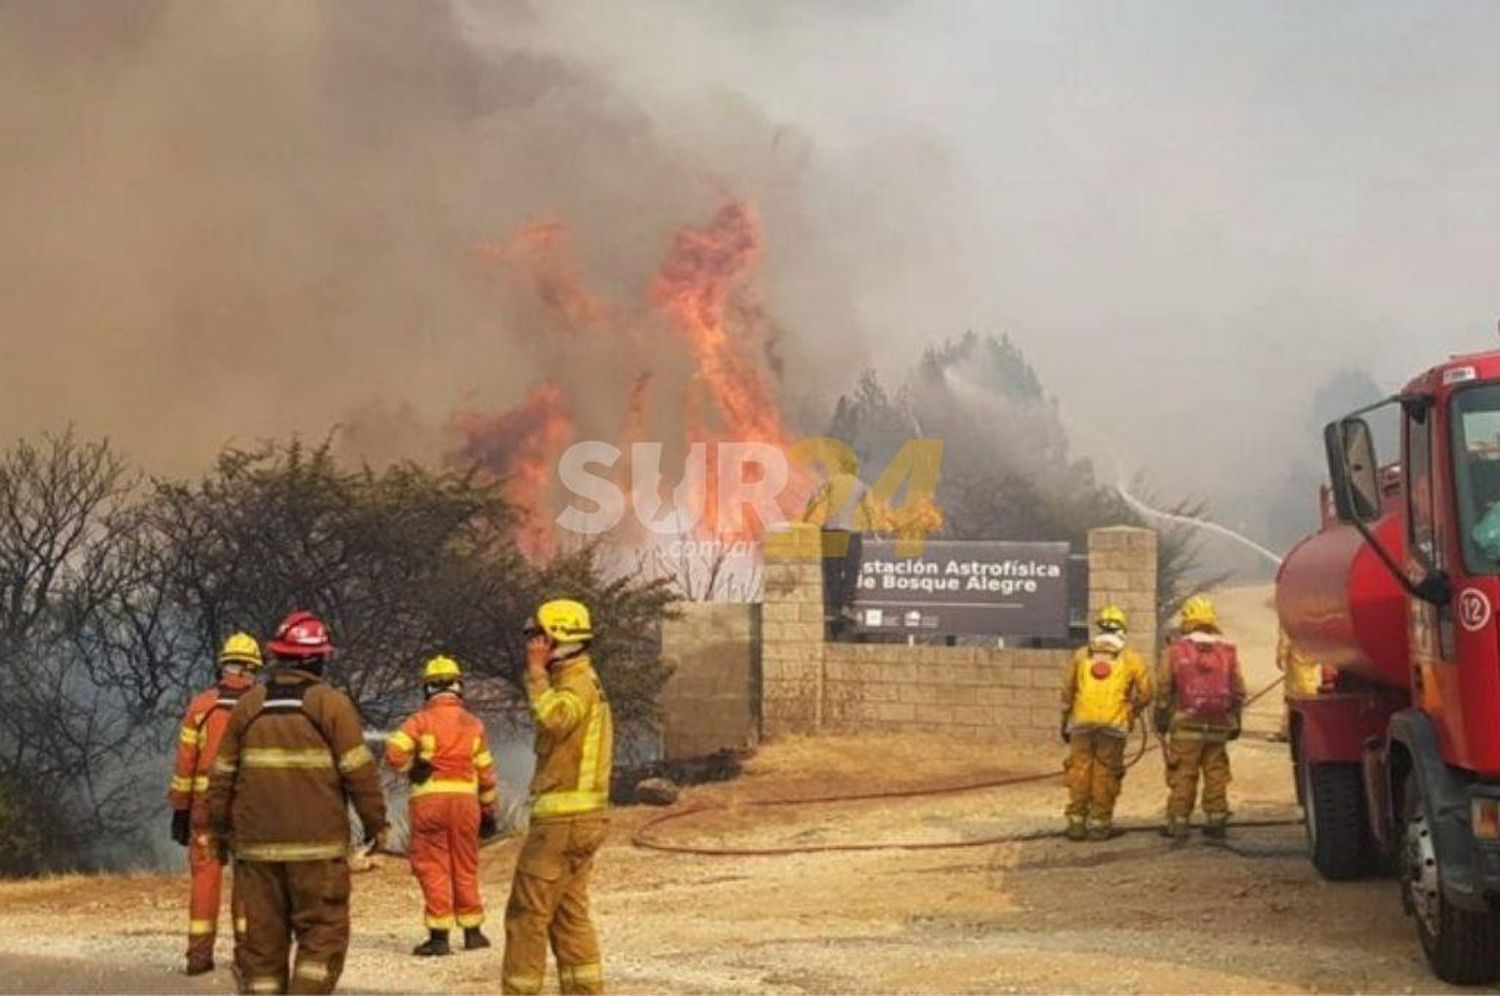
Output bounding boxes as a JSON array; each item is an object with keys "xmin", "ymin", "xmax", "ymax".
[
  {"xmin": 232, "ymin": 858, "xmax": 351, "ymax": 994},
  {"xmin": 502, "ymin": 818, "xmax": 608, "ymax": 995},
  {"xmin": 1064, "ymin": 731, "xmax": 1127, "ymax": 824},
  {"xmin": 1165, "ymin": 738, "xmax": 1231, "ymax": 822}
]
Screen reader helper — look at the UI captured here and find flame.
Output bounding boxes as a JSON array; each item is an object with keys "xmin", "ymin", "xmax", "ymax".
[
  {"xmin": 648, "ymin": 203, "xmax": 787, "ymax": 446},
  {"xmin": 458, "ymin": 201, "xmax": 801, "ymax": 554},
  {"xmin": 475, "ymin": 221, "xmax": 608, "ymax": 333},
  {"xmin": 450, "ymin": 382, "xmax": 574, "ymax": 561}
]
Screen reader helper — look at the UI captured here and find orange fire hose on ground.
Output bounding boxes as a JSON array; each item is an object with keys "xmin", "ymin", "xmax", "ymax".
[{"xmin": 632, "ymin": 676, "xmax": 1297, "ymax": 858}]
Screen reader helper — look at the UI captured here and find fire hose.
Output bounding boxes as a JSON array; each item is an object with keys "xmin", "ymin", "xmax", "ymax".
[{"xmin": 632, "ymin": 674, "xmax": 1296, "ymax": 858}]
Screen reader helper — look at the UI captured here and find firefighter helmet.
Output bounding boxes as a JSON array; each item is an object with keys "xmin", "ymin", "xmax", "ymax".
[
  {"xmin": 422, "ymin": 655, "xmax": 463, "ymax": 682},
  {"xmin": 1095, "ymin": 605, "xmax": 1128, "ymax": 633},
  {"xmin": 219, "ymin": 632, "xmax": 263, "ymax": 670},
  {"xmin": 267, "ymin": 610, "xmax": 333, "ymax": 659},
  {"xmin": 532, "ymin": 599, "xmax": 593, "ymax": 644},
  {"xmin": 1180, "ymin": 595, "xmax": 1219, "ymax": 632}
]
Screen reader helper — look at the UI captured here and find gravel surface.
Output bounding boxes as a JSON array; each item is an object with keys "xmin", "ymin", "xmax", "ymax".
[{"xmin": 0, "ymin": 587, "xmax": 1459, "ymax": 992}]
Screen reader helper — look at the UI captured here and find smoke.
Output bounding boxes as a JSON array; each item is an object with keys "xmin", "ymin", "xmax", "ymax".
[
  {"xmin": 0, "ymin": 1, "xmax": 869, "ymax": 476},
  {"xmin": 6, "ymin": 2, "xmax": 1500, "ymax": 569}
]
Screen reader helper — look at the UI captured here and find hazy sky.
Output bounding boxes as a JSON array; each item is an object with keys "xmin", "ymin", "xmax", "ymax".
[
  {"xmin": 513, "ymin": 0, "xmax": 1500, "ymax": 535},
  {"xmin": 4, "ymin": 1, "xmax": 1498, "ymax": 555}
]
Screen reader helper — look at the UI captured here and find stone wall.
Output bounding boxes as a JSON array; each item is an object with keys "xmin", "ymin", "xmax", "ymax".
[
  {"xmin": 759, "ymin": 523, "xmax": 1158, "ymax": 741},
  {"xmin": 658, "ymin": 601, "xmax": 761, "ymax": 760},
  {"xmin": 819, "ymin": 643, "xmax": 1070, "ymax": 741}
]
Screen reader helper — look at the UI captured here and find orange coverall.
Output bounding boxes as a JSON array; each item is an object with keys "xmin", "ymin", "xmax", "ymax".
[
  {"xmin": 167, "ymin": 674, "xmax": 253, "ymax": 966},
  {"xmin": 385, "ymin": 693, "xmax": 499, "ymax": 931}
]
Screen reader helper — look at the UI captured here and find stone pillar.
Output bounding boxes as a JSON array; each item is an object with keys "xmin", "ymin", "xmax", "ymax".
[
  {"xmin": 1087, "ymin": 526, "xmax": 1159, "ymax": 658},
  {"xmin": 760, "ymin": 523, "xmax": 828, "ymax": 737}
]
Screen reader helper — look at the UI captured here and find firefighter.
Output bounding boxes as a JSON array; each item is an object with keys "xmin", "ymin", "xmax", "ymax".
[
  {"xmin": 385, "ymin": 655, "xmax": 501, "ymax": 957},
  {"xmin": 1275, "ymin": 628, "xmax": 1323, "ymax": 741},
  {"xmin": 204, "ymin": 610, "xmax": 388, "ymax": 995},
  {"xmin": 502, "ymin": 599, "xmax": 613, "ymax": 996},
  {"xmin": 168, "ymin": 632, "xmax": 263, "ymax": 975},
  {"xmin": 1060, "ymin": 605, "xmax": 1151, "ymax": 842},
  {"xmin": 1154, "ymin": 595, "xmax": 1246, "ymax": 840}
]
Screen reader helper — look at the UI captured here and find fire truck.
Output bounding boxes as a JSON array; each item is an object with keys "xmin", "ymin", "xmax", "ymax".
[{"xmin": 1278, "ymin": 349, "xmax": 1500, "ymax": 983}]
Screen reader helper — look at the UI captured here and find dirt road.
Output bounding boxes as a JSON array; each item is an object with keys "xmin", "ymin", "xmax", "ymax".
[
  {"xmin": 0, "ymin": 587, "xmax": 1453, "ymax": 992},
  {"xmin": 0, "ymin": 736, "xmax": 1451, "ymax": 993}
]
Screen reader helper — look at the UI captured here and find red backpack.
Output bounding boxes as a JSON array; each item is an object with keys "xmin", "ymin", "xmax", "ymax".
[{"xmin": 1169, "ymin": 637, "xmax": 1238, "ymax": 725}]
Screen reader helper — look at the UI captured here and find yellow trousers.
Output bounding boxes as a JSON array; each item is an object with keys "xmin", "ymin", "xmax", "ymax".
[
  {"xmin": 1165, "ymin": 738, "xmax": 1231, "ymax": 823},
  {"xmin": 502, "ymin": 819, "xmax": 607, "ymax": 995},
  {"xmin": 1064, "ymin": 731, "xmax": 1127, "ymax": 824}
]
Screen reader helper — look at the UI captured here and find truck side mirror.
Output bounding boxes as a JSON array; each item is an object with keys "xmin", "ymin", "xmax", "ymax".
[{"xmin": 1325, "ymin": 416, "xmax": 1383, "ymax": 523}]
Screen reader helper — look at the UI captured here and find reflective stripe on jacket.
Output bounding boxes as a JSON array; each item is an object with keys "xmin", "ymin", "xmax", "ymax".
[
  {"xmin": 526, "ymin": 656, "xmax": 613, "ymax": 822},
  {"xmin": 204, "ymin": 668, "xmax": 387, "ymax": 860},
  {"xmin": 168, "ymin": 677, "xmax": 253, "ymax": 812},
  {"xmin": 1061, "ymin": 645, "xmax": 1151, "ymax": 734},
  {"xmin": 384, "ymin": 694, "xmax": 499, "ymax": 810}
]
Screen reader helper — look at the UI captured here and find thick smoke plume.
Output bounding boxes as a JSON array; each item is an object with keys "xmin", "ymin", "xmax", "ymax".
[
  {"xmin": 9, "ymin": 2, "xmax": 1497, "ymax": 574},
  {"xmin": 0, "ymin": 2, "xmax": 841, "ymax": 485}
]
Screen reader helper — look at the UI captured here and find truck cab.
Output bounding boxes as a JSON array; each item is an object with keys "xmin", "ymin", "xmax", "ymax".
[{"xmin": 1278, "ymin": 349, "xmax": 1500, "ymax": 984}]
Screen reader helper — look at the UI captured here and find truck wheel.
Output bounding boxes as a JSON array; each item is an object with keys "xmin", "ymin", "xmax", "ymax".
[
  {"xmin": 1299, "ymin": 754, "xmax": 1375, "ymax": 880},
  {"xmin": 1403, "ymin": 776, "xmax": 1500, "ymax": 984}
]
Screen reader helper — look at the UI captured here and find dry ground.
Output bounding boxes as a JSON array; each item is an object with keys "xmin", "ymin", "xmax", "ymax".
[{"xmin": 0, "ymin": 587, "xmax": 1457, "ymax": 993}]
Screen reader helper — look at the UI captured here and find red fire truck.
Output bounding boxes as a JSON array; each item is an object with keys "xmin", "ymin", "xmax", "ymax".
[{"xmin": 1278, "ymin": 349, "xmax": 1500, "ymax": 983}]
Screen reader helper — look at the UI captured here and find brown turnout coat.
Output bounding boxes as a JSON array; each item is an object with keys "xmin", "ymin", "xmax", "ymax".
[{"xmin": 205, "ymin": 667, "xmax": 386, "ymax": 861}]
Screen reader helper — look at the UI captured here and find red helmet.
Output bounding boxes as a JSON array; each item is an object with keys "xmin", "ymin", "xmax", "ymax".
[{"xmin": 268, "ymin": 610, "xmax": 333, "ymax": 659}]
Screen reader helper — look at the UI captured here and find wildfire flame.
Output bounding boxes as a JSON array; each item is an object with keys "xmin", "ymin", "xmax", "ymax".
[
  {"xmin": 450, "ymin": 382, "xmax": 574, "ymax": 561},
  {"xmin": 474, "ymin": 221, "xmax": 609, "ymax": 334},
  {"xmin": 457, "ymin": 201, "xmax": 797, "ymax": 557},
  {"xmin": 648, "ymin": 203, "xmax": 788, "ymax": 446}
]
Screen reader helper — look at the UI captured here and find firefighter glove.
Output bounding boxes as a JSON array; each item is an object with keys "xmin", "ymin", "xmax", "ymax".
[
  {"xmin": 1153, "ymin": 708, "xmax": 1171, "ymax": 737},
  {"xmin": 409, "ymin": 757, "xmax": 433, "ymax": 785},
  {"xmin": 170, "ymin": 808, "xmax": 191, "ymax": 847},
  {"xmin": 479, "ymin": 811, "xmax": 498, "ymax": 840},
  {"xmin": 364, "ymin": 825, "xmax": 390, "ymax": 853}
]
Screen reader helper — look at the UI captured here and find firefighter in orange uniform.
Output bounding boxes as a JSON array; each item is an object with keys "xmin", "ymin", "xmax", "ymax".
[
  {"xmin": 385, "ymin": 655, "xmax": 500, "ymax": 957},
  {"xmin": 502, "ymin": 599, "xmax": 613, "ymax": 995},
  {"xmin": 168, "ymin": 632, "xmax": 262, "ymax": 975}
]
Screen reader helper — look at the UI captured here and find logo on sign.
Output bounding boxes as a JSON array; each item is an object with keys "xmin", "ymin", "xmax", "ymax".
[{"xmin": 1459, "ymin": 588, "xmax": 1492, "ymax": 632}]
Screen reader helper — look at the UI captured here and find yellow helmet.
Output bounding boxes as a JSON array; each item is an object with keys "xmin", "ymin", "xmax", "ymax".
[
  {"xmin": 1095, "ymin": 605, "xmax": 1128, "ymax": 633},
  {"xmin": 219, "ymin": 632, "xmax": 263, "ymax": 670},
  {"xmin": 1180, "ymin": 594, "xmax": 1218, "ymax": 632},
  {"xmin": 534, "ymin": 599, "xmax": 593, "ymax": 643},
  {"xmin": 422, "ymin": 655, "xmax": 463, "ymax": 682}
]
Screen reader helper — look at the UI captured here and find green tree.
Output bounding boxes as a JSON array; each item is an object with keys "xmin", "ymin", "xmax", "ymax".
[
  {"xmin": 827, "ymin": 333, "xmax": 1216, "ymax": 631},
  {"xmin": 0, "ymin": 434, "xmax": 675, "ymax": 877}
]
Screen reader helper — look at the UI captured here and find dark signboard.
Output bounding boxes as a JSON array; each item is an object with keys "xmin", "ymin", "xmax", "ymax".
[{"xmin": 847, "ymin": 539, "xmax": 1071, "ymax": 638}]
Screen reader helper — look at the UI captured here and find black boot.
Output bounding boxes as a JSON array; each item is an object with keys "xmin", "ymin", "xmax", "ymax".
[
  {"xmin": 413, "ymin": 929, "xmax": 452, "ymax": 957},
  {"xmin": 464, "ymin": 927, "xmax": 492, "ymax": 951}
]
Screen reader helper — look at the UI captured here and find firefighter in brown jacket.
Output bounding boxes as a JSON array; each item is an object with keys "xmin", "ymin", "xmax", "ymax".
[
  {"xmin": 168, "ymin": 632, "xmax": 262, "ymax": 975},
  {"xmin": 502, "ymin": 599, "xmax": 613, "ymax": 995},
  {"xmin": 205, "ymin": 610, "xmax": 388, "ymax": 994}
]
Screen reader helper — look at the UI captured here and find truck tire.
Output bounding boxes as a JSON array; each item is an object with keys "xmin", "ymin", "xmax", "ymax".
[
  {"xmin": 1299, "ymin": 754, "xmax": 1375, "ymax": 880},
  {"xmin": 1403, "ymin": 775, "xmax": 1500, "ymax": 985}
]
